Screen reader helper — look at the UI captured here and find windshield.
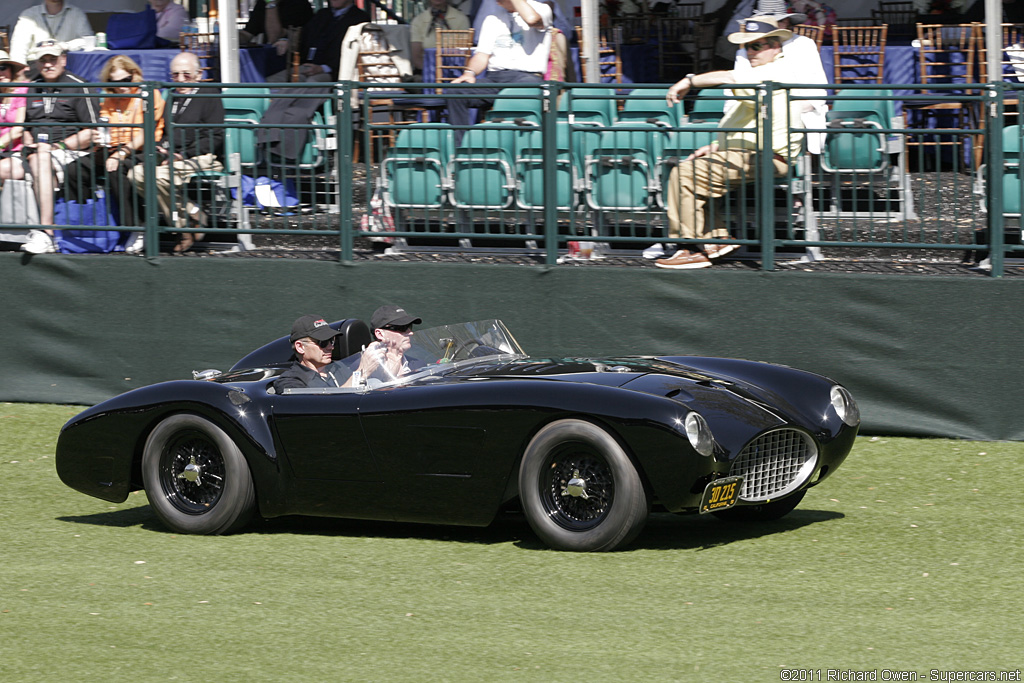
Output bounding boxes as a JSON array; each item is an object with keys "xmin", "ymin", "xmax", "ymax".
[{"xmin": 284, "ymin": 319, "xmax": 526, "ymax": 394}]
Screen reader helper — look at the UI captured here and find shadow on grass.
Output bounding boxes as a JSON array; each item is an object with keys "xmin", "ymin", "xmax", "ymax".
[{"xmin": 57, "ymin": 505, "xmax": 843, "ymax": 552}]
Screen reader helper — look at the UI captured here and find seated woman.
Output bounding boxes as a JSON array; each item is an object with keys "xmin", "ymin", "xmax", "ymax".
[
  {"xmin": 62, "ymin": 55, "xmax": 165, "ymax": 227},
  {"xmin": 0, "ymin": 51, "xmax": 30, "ymax": 181}
]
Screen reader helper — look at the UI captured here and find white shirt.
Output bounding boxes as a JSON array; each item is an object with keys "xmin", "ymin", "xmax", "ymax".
[
  {"xmin": 729, "ymin": 34, "xmax": 830, "ymax": 153},
  {"xmin": 474, "ymin": 0, "xmax": 552, "ymax": 74},
  {"xmin": 10, "ymin": 2, "xmax": 94, "ymax": 64}
]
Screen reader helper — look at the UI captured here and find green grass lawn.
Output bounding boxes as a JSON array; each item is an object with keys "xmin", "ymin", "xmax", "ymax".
[{"xmin": 2, "ymin": 403, "xmax": 1021, "ymax": 682}]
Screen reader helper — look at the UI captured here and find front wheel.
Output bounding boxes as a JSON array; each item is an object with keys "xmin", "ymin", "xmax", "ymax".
[
  {"xmin": 519, "ymin": 419, "xmax": 649, "ymax": 551},
  {"xmin": 712, "ymin": 490, "xmax": 806, "ymax": 522},
  {"xmin": 141, "ymin": 413, "xmax": 255, "ymax": 534}
]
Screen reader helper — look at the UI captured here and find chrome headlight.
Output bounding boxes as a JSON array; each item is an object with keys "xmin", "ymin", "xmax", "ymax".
[
  {"xmin": 830, "ymin": 385, "xmax": 860, "ymax": 426},
  {"xmin": 683, "ymin": 412, "xmax": 715, "ymax": 457}
]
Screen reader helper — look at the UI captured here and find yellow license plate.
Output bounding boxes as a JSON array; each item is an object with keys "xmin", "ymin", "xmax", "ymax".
[{"xmin": 699, "ymin": 476, "xmax": 743, "ymax": 514}]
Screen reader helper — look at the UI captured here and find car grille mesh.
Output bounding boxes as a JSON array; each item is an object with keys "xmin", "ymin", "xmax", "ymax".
[{"xmin": 730, "ymin": 429, "xmax": 817, "ymax": 501}]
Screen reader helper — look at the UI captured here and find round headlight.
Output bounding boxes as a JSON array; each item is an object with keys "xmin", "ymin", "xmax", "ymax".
[
  {"xmin": 684, "ymin": 412, "xmax": 715, "ymax": 457},
  {"xmin": 830, "ymin": 385, "xmax": 860, "ymax": 426}
]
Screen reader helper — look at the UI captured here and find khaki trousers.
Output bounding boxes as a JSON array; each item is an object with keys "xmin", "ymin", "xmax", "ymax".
[
  {"xmin": 665, "ymin": 148, "xmax": 789, "ymax": 241},
  {"xmin": 128, "ymin": 154, "xmax": 223, "ymax": 228}
]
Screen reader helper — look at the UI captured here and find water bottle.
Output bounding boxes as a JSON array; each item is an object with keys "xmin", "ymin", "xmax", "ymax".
[
  {"xmin": 96, "ymin": 32, "xmax": 107, "ymax": 48},
  {"xmin": 99, "ymin": 116, "xmax": 110, "ymax": 146},
  {"xmin": 37, "ymin": 132, "xmax": 49, "ymax": 145}
]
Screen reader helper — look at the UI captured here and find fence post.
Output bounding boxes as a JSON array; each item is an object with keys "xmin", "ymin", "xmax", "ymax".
[
  {"xmin": 987, "ymin": 83, "xmax": 1005, "ymax": 277},
  {"xmin": 759, "ymin": 82, "xmax": 775, "ymax": 271},
  {"xmin": 141, "ymin": 82, "xmax": 158, "ymax": 257},
  {"xmin": 542, "ymin": 82, "xmax": 559, "ymax": 266},
  {"xmin": 337, "ymin": 82, "xmax": 354, "ymax": 262}
]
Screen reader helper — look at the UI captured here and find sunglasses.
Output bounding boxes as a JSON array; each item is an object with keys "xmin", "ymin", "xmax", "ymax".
[
  {"xmin": 110, "ymin": 75, "xmax": 136, "ymax": 83},
  {"xmin": 303, "ymin": 337, "xmax": 335, "ymax": 349},
  {"xmin": 170, "ymin": 71, "xmax": 197, "ymax": 78},
  {"xmin": 744, "ymin": 41, "xmax": 769, "ymax": 52},
  {"xmin": 382, "ymin": 323, "xmax": 413, "ymax": 333}
]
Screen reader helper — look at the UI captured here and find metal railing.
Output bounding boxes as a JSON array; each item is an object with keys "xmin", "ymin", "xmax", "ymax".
[{"xmin": 1, "ymin": 80, "xmax": 1021, "ymax": 275}]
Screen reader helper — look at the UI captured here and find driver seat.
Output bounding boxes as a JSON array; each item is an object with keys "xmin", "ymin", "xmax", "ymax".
[{"xmin": 332, "ymin": 319, "xmax": 372, "ymax": 360}]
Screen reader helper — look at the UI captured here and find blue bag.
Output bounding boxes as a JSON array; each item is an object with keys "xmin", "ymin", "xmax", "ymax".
[
  {"xmin": 235, "ymin": 176, "xmax": 299, "ymax": 209},
  {"xmin": 54, "ymin": 195, "xmax": 126, "ymax": 254},
  {"xmin": 106, "ymin": 8, "xmax": 158, "ymax": 50}
]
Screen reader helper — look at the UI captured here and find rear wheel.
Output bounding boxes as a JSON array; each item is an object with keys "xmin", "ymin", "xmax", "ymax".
[
  {"xmin": 519, "ymin": 419, "xmax": 649, "ymax": 551},
  {"xmin": 712, "ymin": 490, "xmax": 806, "ymax": 522},
  {"xmin": 141, "ymin": 414, "xmax": 255, "ymax": 535}
]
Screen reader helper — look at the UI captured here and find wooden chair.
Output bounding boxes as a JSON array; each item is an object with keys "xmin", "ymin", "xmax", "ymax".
[
  {"xmin": 0, "ymin": 27, "xmax": 9, "ymax": 52},
  {"xmin": 693, "ymin": 18, "xmax": 718, "ymax": 73},
  {"xmin": 434, "ymin": 28, "xmax": 474, "ymax": 90},
  {"xmin": 973, "ymin": 23, "xmax": 1024, "ymax": 167},
  {"xmin": 905, "ymin": 23, "xmax": 979, "ymax": 167},
  {"xmin": 179, "ymin": 32, "xmax": 219, "ymax": 81},
  {"xmin": 655, "ymin": 16, "xmax": 701, "ymax": 83},
  {"xmin": 792, "ymin": 24, "xmax": 824, "ymax": 49},
  {"xmin": 831, "ymin": 25, "xmax": 888, "ymax": 85},
  {"xmin": 577, "ymin": 26, "xmax": 623, "ymax": 85}
]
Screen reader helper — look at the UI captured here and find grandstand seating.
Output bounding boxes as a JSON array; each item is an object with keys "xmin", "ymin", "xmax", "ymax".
[
  {"xmin": 584, "ymin": 123, "xmax": 667, "ymax": 212},
  {"xmin": 515, "ymin": 123, "xmax": 579, "ymax": 211},
  {"xmin": 448, "ymin": 124, "xmax": 518, "ymax": 210}
]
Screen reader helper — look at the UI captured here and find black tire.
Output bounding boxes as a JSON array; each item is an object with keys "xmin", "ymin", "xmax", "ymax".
[
  {"xmin": 141, "ymin": 413, "xmax": 256, "ymax": 535},
  {"xmin": 712, "ymin": 490, "xmax": 806, "ymax": 523},
  {"xmin": 518, "ymin": 419, "xmax": 649, "ymax": 552}
]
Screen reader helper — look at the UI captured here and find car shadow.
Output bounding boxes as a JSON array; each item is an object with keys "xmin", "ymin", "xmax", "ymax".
[{"xmin": 58, "ymin": 506, "xmax": 843, "ymax": 551}]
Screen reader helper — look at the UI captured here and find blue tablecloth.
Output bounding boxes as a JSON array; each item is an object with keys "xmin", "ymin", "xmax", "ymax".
[{"xmin": 66, "ymin": 47, "xmax": 274, "ymax": 83}]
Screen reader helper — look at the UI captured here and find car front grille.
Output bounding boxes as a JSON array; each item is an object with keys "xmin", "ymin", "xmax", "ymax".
[{"xmin": 730, "ymin": 429, "xmax": 818, "ymax": 502}]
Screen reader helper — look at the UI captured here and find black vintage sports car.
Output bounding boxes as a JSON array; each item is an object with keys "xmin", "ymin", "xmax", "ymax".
[{"xmin": 56, "ymin": 319, "xmax": 859, "ymax": 551}]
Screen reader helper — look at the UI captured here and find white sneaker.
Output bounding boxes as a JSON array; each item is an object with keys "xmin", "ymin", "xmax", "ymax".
[
  {"xmin": 21, "ymin": 230, "xmax": 56, "ymax": 254},
  {"xmin": 642, "ymin": 243, "xmax": 665, "ymax": 259},
  {"xmin": 125, "ymin": 233, "xmax": 145, "ymax": 255}
]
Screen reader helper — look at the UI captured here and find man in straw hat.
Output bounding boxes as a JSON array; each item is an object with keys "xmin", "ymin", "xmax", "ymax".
[{"xmin": 655, "ymin": 17, "xmax": 806, "ymax": 270}]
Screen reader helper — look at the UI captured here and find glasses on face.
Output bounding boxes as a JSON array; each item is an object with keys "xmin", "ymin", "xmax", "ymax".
[
  {"xmin": 303, "ymin": 337, "xmax": 335, "ymax": 349},
  {"xmin": 744, "ymin": 41, "xmax": 768, "ymax": 52},
  {"xmin": 0, "ymin": 65, "xmax": 12, "ymax": 72},
  {"xmin": 382, "ymin": 323, "xmax": 413, "ymax": 333},
  {"xmin": 110, "ymin": 74, "xmax": 136, "ymax": 84},
  {"xmin": 171, "ymin": 70, "xmax": 197, "ymax": 79}
]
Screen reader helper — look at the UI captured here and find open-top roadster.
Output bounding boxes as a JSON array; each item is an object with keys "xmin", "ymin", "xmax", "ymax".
[{"xmin": 56, "ymin": 319, "xmax": 859, "ymax": 551}]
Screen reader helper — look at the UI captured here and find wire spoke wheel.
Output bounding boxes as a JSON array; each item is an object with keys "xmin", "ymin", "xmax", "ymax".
[
  {"xmin": 159, "ymin": 430, "xmax": 227, "ymax": 514},
  {"xmin": 541, "ymin": 449, "xmax": 615, "ymax": 531}
]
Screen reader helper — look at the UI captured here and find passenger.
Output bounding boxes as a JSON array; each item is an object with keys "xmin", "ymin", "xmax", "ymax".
[
  {"xmin": 9, "ymin": 0, "xmax": 94, "ymax": 66},
  {"xmin": 126, "ymin": 52, "xmax": 223, "ymax": 255},
  {"xmin": 62, "ymin": 55, "xmax": 166, "ymax": 230},
  {"xmin": 273, "ymin": 314, "xmax": 386, "ymax": 392},
  {"xmin": 20, "ymin": 40, "xmax": 97, "ymax": 254}
]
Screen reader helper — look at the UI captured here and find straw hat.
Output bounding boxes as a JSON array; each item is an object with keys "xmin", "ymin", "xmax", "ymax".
[
  {"xmin": 0, "ymin": 50, "xmax": 28, "ymax": 74},
  {"xmin": 727, "ymin": 17, "xmax": 794, "ymax": 45}
]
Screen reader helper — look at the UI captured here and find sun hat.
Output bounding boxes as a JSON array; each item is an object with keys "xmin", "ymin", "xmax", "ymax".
[{"xmin": 728, "ymin": 17, "xmax": 794, "ymax": 45}]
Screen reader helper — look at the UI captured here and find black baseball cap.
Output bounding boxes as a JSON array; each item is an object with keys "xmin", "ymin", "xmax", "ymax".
[
  {"xmin": 370, "ymin": 305, "xmax": 422, "ymax": 330},
  {"xmin": 289, "ymin": 314, "xmax": 340, "ymax": 343}
]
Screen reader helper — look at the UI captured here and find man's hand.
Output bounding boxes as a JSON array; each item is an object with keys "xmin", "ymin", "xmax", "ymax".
[
  {"xmin": 452, "ymin": 70, "xmax": 475, "ymax": 84},
  {"xmin": 685, "ymin": 143, "xmax": 718, "ymax": 161},
  {"xmin": 666, "ymin": 76, "xmax": 692, "ymax": 105}
]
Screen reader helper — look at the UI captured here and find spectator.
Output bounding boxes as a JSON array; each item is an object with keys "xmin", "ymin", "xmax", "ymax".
[
  {"xmin": 62, "ymin": 55, "xmax": 166, "ymax": 234},
  {"xmin": 9, "ymin": 0, "xmax": 94, "ymax": 66},
  {"xmin": 268, "ymin": 0, "xmax": 369, "ymax": 82},
  {"xmin": 0, "ymin": 52, "xmax": 30, "ymax": 178},
  {"xmin": 151, "ymin": 0, "xmax": 189, "ymax": 45},
  {"xmin": 656, "ymin": 18, "xmax": 804, "ymax": 270},
  {"xmin": 448, "ymin": 0, "xmax": 552, "ymax": 144},
  {"xmin": 366, "ymin": 305, "xmax": 423, "ymax": 381},
  {"xmin": 410, "ymin": 0, "xmax": 471, "ymax": 74},
  {"xmin": 20, "ymin": 40, "xmax": 97, "ymax": 254},
  {"xmin": 127, "ymin": 52, "xmax": 220, "ymax": 255},
  {"xmin": 240, "ymin": 0, "xmax": 314, "ymax": 59},
  {"xmin": 788, "ymin": 0, "xmax": 836, "ymax": 42}
]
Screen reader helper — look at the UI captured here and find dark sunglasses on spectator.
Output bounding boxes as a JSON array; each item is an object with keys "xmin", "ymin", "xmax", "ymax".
[
  {"xmin": 111, "ymin": 75, "xmax": 135, "ymax": 83},
  {"xmin": 383, "ymin": 323, "xmax": 413, "ymax": 333},
  {"xmin": 304, "ymin": 337, "xmax": 335, "ymax": 348},
  {"xmin": 744, "ymin": 41, "xmax": 768, "ymax": 51}
]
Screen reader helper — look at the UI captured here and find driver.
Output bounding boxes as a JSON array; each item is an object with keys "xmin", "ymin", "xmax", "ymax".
[
  {"xmin": 362, "ymin": 305, "xmax": 423, "ymax": 382},
  {"xmin": 274, "ymin": 314, "xmax": 377, "ymax": 392}
]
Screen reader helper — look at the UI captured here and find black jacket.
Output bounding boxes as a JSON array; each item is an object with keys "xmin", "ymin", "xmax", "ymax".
[
  {"xmin": 273, "ymin": 360, "xmax": 351, "ymax": 392},
  {"xmin": 299, "ymin": 5, "xmax": 370, "ymax": 77},
  {"xmin": 162, "ymin": 90, "xmax": 224, "ymax": 160},
  {"xmin": 24, "ymin": 71, "xmax": 98, "ymax": 144}
]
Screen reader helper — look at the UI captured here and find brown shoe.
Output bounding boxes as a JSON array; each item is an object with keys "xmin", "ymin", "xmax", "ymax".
[
  {"xmin": 655, "ymin": 249, "xmax": 712, "ymax": 269},
  {"xmin": 174, "ymin": 233, "xmax": 196, "ymax": 253},
  {"xmin": 704, "ymin": 240, "xmax": 739, "ymax": 260}
]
